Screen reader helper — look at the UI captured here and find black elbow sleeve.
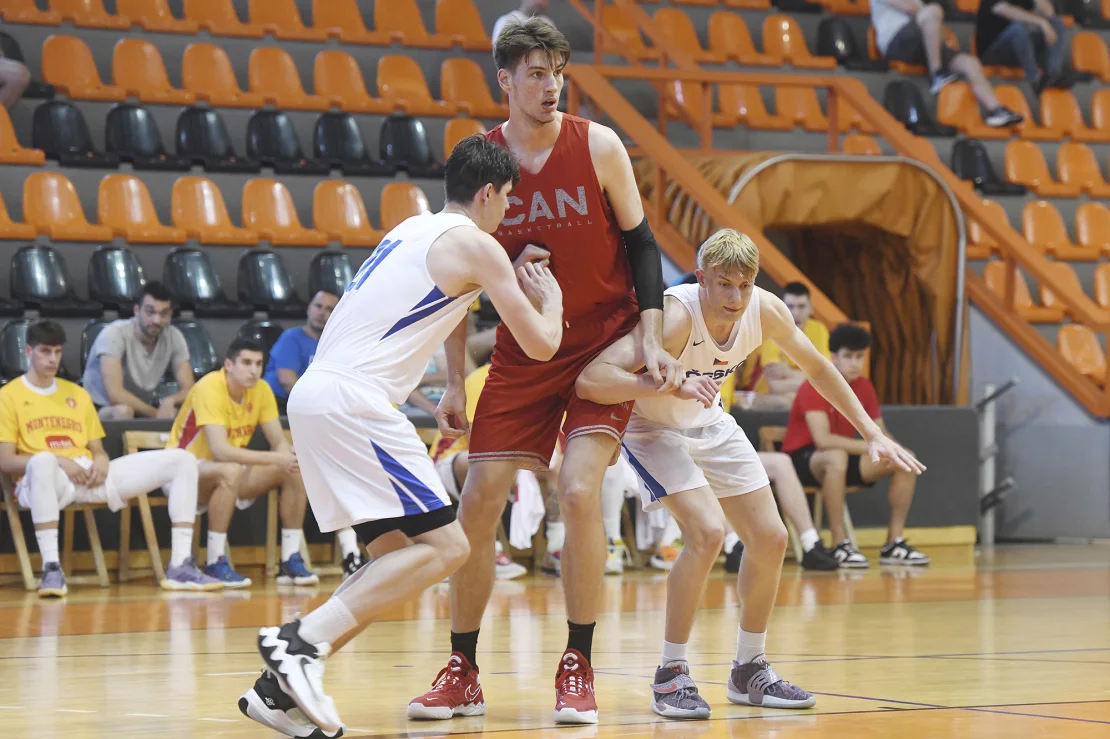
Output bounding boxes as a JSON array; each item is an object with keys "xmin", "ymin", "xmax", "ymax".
[{"xmin": 622, "ymin": 216, "xmax": 664, "ymax": 312}]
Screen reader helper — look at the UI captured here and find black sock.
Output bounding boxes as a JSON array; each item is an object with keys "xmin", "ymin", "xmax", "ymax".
[
  {"xmin": 566, "ymin": 621, "xmax": 596, "ymax": 663},
  {"xmin": 450, "ymin": 629, "xmax": 480, "ymax": 669}
]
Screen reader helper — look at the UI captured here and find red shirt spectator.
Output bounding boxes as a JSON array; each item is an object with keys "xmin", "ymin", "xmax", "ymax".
[{"xmin": 782, "ymin": 377, "xmax": 880, "ymax": 453}]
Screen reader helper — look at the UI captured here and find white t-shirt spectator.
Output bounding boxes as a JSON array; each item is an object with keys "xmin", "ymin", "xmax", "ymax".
[
  {"xmin": 871, "ymin": 0, "xmax": 911, "ymax": 56},
  {"xmin": 492, "ymin": 10, "xmax": 554, "ymax": 43}
]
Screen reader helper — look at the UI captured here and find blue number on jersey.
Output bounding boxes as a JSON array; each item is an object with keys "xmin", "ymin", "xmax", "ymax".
[{"xmin": 347, "ymin": 239, "xmax": 402, "ymax": 292}]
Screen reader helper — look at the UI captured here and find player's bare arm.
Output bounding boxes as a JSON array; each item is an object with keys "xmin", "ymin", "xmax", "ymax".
[
  {"xmin": 761, "ymin": 291, "xmax": 925, "ymax": 474},
  {"xmin": 85, "ymin": 438, "xmax": 110, "ymax": 488},
  {"xmin": 260, "ymin": 418, "xmax": 298, "ymax": 473},
  {"xmin": 588, "ymin": 122, "xmax": 682, "ymax": 391},
  {"xmin": 435, "ymin": 316, "xmax": 471, "ymax": 439},
  {"xmin": 0, "ymin": 441, "xmax": 27, "ymax": 478},
  {"xmin": 576, "ymin": 296, "xmax": 718, "ymax": 408},
  {"xmin": 202, "ymin": 423, "xmax": 295, "ymax": 468}
]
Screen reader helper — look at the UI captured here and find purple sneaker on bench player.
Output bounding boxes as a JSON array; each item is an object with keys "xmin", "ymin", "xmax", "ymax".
[
  {"xmin": 163, "ymin": 557, "xmax": 223, "ymax": 591},
  {"xmin": 727, "ymin": 657, "xmax": 816, "ymax": 709}
]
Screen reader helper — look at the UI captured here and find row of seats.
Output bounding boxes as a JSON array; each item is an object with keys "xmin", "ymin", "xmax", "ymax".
[
  {"xmin": 2, "ymin": 172, "xmax": 432, "ymax": 246},
  {"xmin": 24, "ymin": 101, "xmax": 484, "ymax": 175},
  {"xmin": 982, "ymin": 260, "xmax": 1110, "ymax": 320},
  {"xmin": 969, "ymin": 198, "xmax": 1110, "ymax": 261},
  {"xmin": 41, "ymin": 35, "xmax": 508, "ymax": 117},
  {"xmin": 940, "ymin": 84, "xmax": 1110, "ymax": 141},
  {"xmin": 2, "ymin": 0, "xmax": 492, "ymax": 49},
  {"xmin": 1004, "ymin": 141, "xmax": 1110, "ymax": 199}
]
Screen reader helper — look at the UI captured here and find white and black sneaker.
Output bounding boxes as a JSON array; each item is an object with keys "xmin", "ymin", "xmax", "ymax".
[
  {"xmin": 341, "ymin": 552, "xmax": 366, "ymax": 581},
  {"xmin": 880, "ymin": 538, "xmax": 930, "ymax": 566},
  {"xmin": 831, "ymin": 540, "xmax": 869, "ymax": 569},
  {"xmin": 258, "ymin": 620, "xmax": 342, "ymax": 733},
  {"xmin": 984, "ymin": 107, "xmax": 1024, "ymax": 128},
  {"xmin": 239, "ymin": 669, "xmax": 344, "ymax": 738},
  {"xmin": 929, "ymin": 70, "xmax": 959, "ymax": 95}
]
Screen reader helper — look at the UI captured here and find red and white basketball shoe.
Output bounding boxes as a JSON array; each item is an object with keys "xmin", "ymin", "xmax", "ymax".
[
  {"xmin": 407, "ymin": 652, "xmax": 486, "ymax": 720},
  {"xmin": 553, "ymin": 649, "xmax": 598, "ymax": 724}
]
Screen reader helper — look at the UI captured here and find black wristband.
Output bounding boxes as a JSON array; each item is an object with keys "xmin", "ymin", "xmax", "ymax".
[{"xmin": 621, "ymin": 216, "xmax": 664, "ymax": 312}]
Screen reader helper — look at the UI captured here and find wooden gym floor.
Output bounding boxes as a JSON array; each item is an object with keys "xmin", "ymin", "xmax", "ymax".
[{"xmin": 1, "ymin": 544, "xmax": 1110, "ymax": 738}]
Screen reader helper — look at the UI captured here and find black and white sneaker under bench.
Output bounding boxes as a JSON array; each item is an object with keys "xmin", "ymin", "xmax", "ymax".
[
  {"xmin": 880, "ymin": 538, "xmax": 931, "ymax": 566},
  {"xmin": 258, "ymin": 620, "xmax": 342, "ymax": 734},
  {"xmin": 831, "ymin": 540, "xmax": 869, "ymax": 569},
  {"xmin": 239, "ymin": 669, "xmax": 344, "ymax": 738}
]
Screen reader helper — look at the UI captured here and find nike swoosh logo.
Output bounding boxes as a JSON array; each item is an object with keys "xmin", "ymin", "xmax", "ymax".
[
  {"xmin": 465, "ymin": 685, "xmax": 480, "ymax": 701},
  {"xmin": 693, "ymin": 341, "xmax": 704, "ymax": 346}
]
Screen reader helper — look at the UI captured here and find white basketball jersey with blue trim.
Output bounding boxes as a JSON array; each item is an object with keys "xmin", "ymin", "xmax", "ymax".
[
  {"xmin": 633, "ymin": 284, "xmax": 763, "ymax": 429},
  {"xmin": 312, "ymin": 211, "xmax": 481, "ymax": 404}
]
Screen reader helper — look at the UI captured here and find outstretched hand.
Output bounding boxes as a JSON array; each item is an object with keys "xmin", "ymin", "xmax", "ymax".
[{"xmin": 866, "ymin": 433, "xmax": 926, "ymax": 475}]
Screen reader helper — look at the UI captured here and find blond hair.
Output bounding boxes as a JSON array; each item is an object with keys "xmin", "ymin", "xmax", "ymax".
[{"xmin": 696, "ymin": 229, "xmax": 759, "ymax": 278}]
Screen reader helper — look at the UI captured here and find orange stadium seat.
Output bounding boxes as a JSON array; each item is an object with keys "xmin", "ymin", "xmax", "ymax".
[
  {"xmin": 171, "ymin": 176, "xmax": 258, "ymax": 245},
  {"xmin": 113, "ymin": 39, "xmax": 195, "ymax": 105},
  {"xmin": 956, "ymin": 0, "xmax": 981, "ymax": 13},
  {"xmin": 312, "ymin": 0, "xmax": 387, "ymax": 44},
  {"xmin": 966, "ymin": 199, "xmax": 1010, "ymax": 259},
  {"xmin": 665, "ymin": 80, "xmax": 736, "ymax": 128},
  {"xmin": 314, "ymin": 51, "xmax": 390, "ymax": 114},
  {"xmin": 1, "ymin": 0, "xmax": 61, "ymax": 24},
  {"xmin": 1056, "ymin": 142, "xmax": 1110, "ymax": 198},
  {"xmin": 708, "ymin": 12, "xmax": 776, "ymax": 66},
  {"xmin": 993, "ymin": 85, "xmax": 1059, "ymax": 140},
  {"xmin": 116, "ymin": 0, "xmax": 199, "ymax": 33},
  {"xmin": 435, "ymin": 0, "xmax": 491, "ymax": 51},
  {"xmin": 868, "ymin": 26, "xmax": 959, "ymax": 73},
  {"xmin": 1094, "ymin": 263, "xmax": 1110, "ymax": 308},
  {"xmin": 775, "ymin": 87, "xmax": 828, "ymax": 132},
  {"xmin": 249, "ymin": 47, "xmax": 329, "ymax": 112},
  {"xmin": 1058, "ymin": 324, "xmax": 1106, "ymax": 384},
  {"xmin": 1040, "ymin": 89, "xmax": 1108, "ymax": 142},
  {"xmin": 723, "ymin": 0, "xmax": 772, "ymax": 9},
  {"xmin": 1071, "ymin": 31, "xmax": 1110, "ymax": 82},
  {"xmin": 1038, "ymin": 261, "xmax": 1085, "ymax": 317},
  {"xmin": 982, "ymin": 261, "xmax": 1064, "ymax": 322},
  {"xmin": 242, "ymin": 179, "xmax": 329, "ymax": 247},
  {"xmin": 313, "ymin": 181, "xmax": 382, "ymax": 248},
  {"xmin": 441, "ymin": 59, "xmax": 508, "ymax": 118},
  {"xmin": 42, "ymin": 35, "xmax": 126, "ymax": 101},
  {"xmin": 1090, "ymin": 90, "xmax": 1110, "ymax": 135},
  {"xmin": 98, "ymin": 174, "xmax": 187, "ymax": 244},
  {"xmin": 719, "ymin": 84, "xmax": 792, "ymax": 130},
  {"xmin": 378, "ymin": 56, "xmax": 456, "ymax": 117},
  {"xmin": 837, "ymin": 96, "xmax": 878, "ymax": 134},
  {"xmin": 1022, "ymin": 200, "xmax": 1097, "ymax": 260},
  {"xmin": 0, "ymin": 192, "xmax": 35, "ymax": 240},
  {"xmin": 380, "ymin": 183, "xmax": 430, "ymax": 233},
  {"xmin": 182, "ymin": 0, "xmax": 264, "ymax": 37},
  {"xmin": 249, "ymin": 0, "xmax": 327, "ymax": 41},
  {"xmin": 937, "ymin": 83, "xmax": 1012, "ymax": 139},
  {"xmin": 23, "ymin": 172, "xmax": 113, "ymax": 242},
  {"xmin": 1076, "ymin": 202, "xmax": 1110, "ymax": 254},
  {"xmin": 600, "ymin": 5, "xmax": 660, "ymax": 60},
  {"xmin": 762, "ymin": 15, "xmax": 837, "ymax": 69},
  {"xmin": 444, "ymin": 118, "xmax": 486, "ymax": 161},
  {"xmin": 842, "ymin": 134, "xmax": 881, "ymax": 155},
  {"xmin": 652, "ymin": 8, "xmax": 727, "ymax": 64},
  {"xmin": 1005, "ymin": 141, "xmax": 1082, "ymax": 198},
  {"xmin": 673, "ymin": 0, "xmax": 719, "ymax": 6},
  {"xmin": 52, "ymin": 0, "xmax": 129, "ymax": 28},
  {"xmin": 0, "ymin": 107, "xmax": 44, "ymax": 165},
  {"xmin": 182, "ymin": 43, "xmax": 265, "ymax": 108},
  {"xmin": 375, "ymin": 0, "xmax": 451, "ymax": 49}
]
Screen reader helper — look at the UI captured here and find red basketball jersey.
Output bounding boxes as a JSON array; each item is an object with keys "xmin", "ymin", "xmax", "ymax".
[{"xmin": 486, "ymin": 115, "xmax": 635, "ymax": 321}]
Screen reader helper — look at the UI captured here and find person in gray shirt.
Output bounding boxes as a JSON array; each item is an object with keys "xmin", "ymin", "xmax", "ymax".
[{"xmin": 82, "ymin": 281, "xmax": 194, "ymax": 420}]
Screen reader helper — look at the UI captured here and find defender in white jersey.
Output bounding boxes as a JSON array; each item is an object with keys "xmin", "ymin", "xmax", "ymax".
[
  {"xmin": 244, "ymin": 136, "xmax": 565, "ymax": 738},
  {"xmin": 578, "ymin": 229, "xmax": 924, "ymax": 720}
]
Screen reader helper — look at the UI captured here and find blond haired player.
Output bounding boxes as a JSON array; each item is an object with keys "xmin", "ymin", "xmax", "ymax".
[
  {"xmin": 167, "ymin": 338, "xmax": 314, "ymax": 589},
  {"xmin": 578, "ymin": 230, "xmax": 924, "ymax": 718},
  {"xmin": 0, "ymin": 320, "xmax": 219, "ymax": 597}
]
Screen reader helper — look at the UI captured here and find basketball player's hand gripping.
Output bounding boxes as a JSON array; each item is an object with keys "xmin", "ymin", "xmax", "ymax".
[
  {"xmin": 435, "ymin": 384, "xmax": 469, "ymax": 439},
  {"xmin": 518, "ymin": 261, "xmax": 562, "ymax": 313},
  {"xmin": 675, "ymin": 375, "xmax": 719, "ymax": 409},
  {"xmin": 85, "ymin": 455, "xmax": 110, "ymax": 487},
  {"xmin": 644, "ymin": 342, "xmax": 684, "ymax": 394},
  {"xmin": 58, "ymin": 456, "xmax": 90, "ymax": 485},
  {"xmin": 866, "ymin": 433, "xmax": 926, "ymax": 475},
  {"xmin": 513, "ymin": 244, "xmax": 551, "ymax": 271}
]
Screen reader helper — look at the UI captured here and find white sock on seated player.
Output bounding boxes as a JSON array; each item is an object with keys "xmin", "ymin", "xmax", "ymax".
[
  {"xmin": 281, "ymin": 529, "xmax": 301, "ymax": 561},
  {"xmin": 170, "ymin": 527, "xmax": 194, "ymax": 567},
  {"xmin": 799, "ymin": 528, "xmax": 820, "ymax": 553},
  {"xmin": 36, "ymin": 529, "xmax": 59, "ymax": 565},
  {"xmin": 207, "ymin": 531, "xmax": 227, "ymax": 565}
]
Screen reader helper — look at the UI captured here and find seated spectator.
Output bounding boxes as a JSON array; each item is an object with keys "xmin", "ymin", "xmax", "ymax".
[
  {"xmin": 262, "ymin": 290, "xmax": 338, "ymax": 412},
  {"xmin": 83, "ymin": 282, "xmax": 194, "ymax": 421},
  {"xmin": 492, "ymin": 0, "xmax": 552, "ymax": 42},
  {"xmin": 782, "ymin": 324, "xmax": 929, "ymax": 569},
  {"xmin": 0, "ymin": 45, "xmax": 29, "ymax": 108},
  {"xmin": 0, "ymin": 320, "xmax": 220, "ymax": 597},
  {"xmin": 167, "ymin": 339, "xmax": 317, "ymax": 589},
  {"xmin": 871, "ymin": 0, "xmax": 1023, "ymax": 126},
  {"xmin": 976, "ymin": 0, "xmax": 1067, "ymax": 93}
]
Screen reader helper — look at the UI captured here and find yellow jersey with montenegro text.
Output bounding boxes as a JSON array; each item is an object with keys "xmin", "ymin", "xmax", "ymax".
[
  {"xmin": 0, "ymin": 377, "xmax": 104, "ymax": 461},
  {"xmin": 167, "ymin": 369, "xmax": 279, "ymax": 460}
]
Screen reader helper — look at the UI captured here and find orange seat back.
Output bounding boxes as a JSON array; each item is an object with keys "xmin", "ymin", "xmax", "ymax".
[
  {"xmin": 936, "ymin": 82, "xmax": 982, "ymax": 128},
  {"xmin": 42, "ymin": 34, "xmax": 110, "ymax": 91},
  {"xmin": 1090, "ymin": 89, "xmax": 1110, "ymax": 132},
  {"xmin": 1006, "ymin": 141, "xmax": 1055, "ymax": 190},
  {"xmin": 315, "ymin": 50, "xmax": 373, "ymax": 103},
  {"xmin": 652, "ymin": 8, "xmax": 707, "ymax": 55},
  {"xmin": 117, "ymin": 0, "xmax": 177, "ymax": 24},
  {"xmin": 993, "ymin": 84, "xmax": 1037, "ymax": 125},
  {"xmin": 718, "ymin": 84, "xmax": 774, "ymax": 122},
  {"xmin": 183, "ymin": 0, "xmax": 247, "ymax": 29},
  {"xmin": 249, "ymin": 0, "xmax": 310, "ymax": 33},
  {"xmin": 98, "ymin": 173, "xmax": 163, "ymax": 229},
  {"xmin": 601, "ymin": 5, "xmax": 648, "ymax": 55},
  {"xmin": 1040, "ymin": 89, "xmax": 1087, "ymax": 132},
  {"xmin": 775, "ymin": 86, "xmax": 825, "ymax": 127},
  {"xmin": 444, "ymin": 118, "xmax": 486, "ymax": 161},
  {"xmin": 1039, "ymin": 262, "xmax": 1083, "ymax": 310},
  {"xmin": 441, "ymin": 58, "xmax": 496, "ymax": 108},
  {"xmin": 378, "ymin": 55, "xmax": 435, "ymax": 105},
  {"xmin": 1094, "ymin": 263, "xmax": 1110, "ymax": 308},
  {"xmin": 762, "ymin": 15, "xmax": 814, "ymax": 62},
  {"xmin": 708, "ymin": 11, "xmax": 759, "ymax": 58},
  {"xmin": 53, "ymin": 0, "xmax": 114, "ymax": 21},
  {"xmin": 172, "ymin": 176, "xmax": 238, "ymax": 230},
  {"xmin": 1022, "ymin": 200, "xmax": 1071, "ymax": 251},
  {"xmin": 1076, "ymin": 202, "xmax": 1110, "ymax": 250},
  {"xmin": 313, "ymin": 0, "xmax": 370, "ymax": 35},
  {"xmin": 375, "ymin": 0, "xmax": 432, "ymax": 40},
  {"xmin": 1058, "ymin": 324, "xmax": 1106, "ymax": 379},
  {"xmin": 1056, "ymin": 142, "xmax": 1107, "ymax": 187},
  {"xmin": 314, "ymin": 181, "xmax": 378, "ymax": 238},
  {"xmin": 983, "ymin": 261, "xmax": 1034, "ymax": 309},
  {"xmin": 183, "ymin": 42, "xmax": 246, "ymax": 98},
  {"xmin": 968, "ymin": 199, "xmax": 1009, "ymax": 250},
  {"xmin": 842, "ymin": 134, "xmax": 881, "ymax": 155},
  {"xmin": 1071, "ymin": 31, "xmax": 1110, "ymax": 80},
  {"xmin": 112, "ymin": 38, "xmax": 175, "ymax": 96},
  {"xmin": 380, "ymin": 183, "xmax": 430, "ymax": 232},
  {"xmin": 242, "ymin": 178, "xmax": 311, "ymax": 233},
  {"xmin": 435, "ymin": 0, "xmax": 487, "ymax": 43},
  {"xmin": 23, "ymin": 171, "xmax": 95, "ymax": 230},
  {"xmin": 249, "ymin": 47, "xmax": 309, "ymax": 99}
]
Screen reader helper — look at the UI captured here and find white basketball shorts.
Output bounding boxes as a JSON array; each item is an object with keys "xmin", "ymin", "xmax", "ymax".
[
  {"xmin": 620, "ymin": 412, "xmax": 769, "ymax": 512},
  {"xmin": 288, "ymin": 366, "xmax": 451, "ymax": 533}
]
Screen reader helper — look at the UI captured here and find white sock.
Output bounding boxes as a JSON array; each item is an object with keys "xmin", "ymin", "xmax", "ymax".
[
  {"xmin": 207, "ymin": 530, "xmax": 227, "ymax": 565},
  {"xmin": 661, "ymin": 640, "xmax": 688, "ymax": 668},
  {"xmin": 299, "ymin": 596, "xmax": 359, "ymax": 647},
  {"xmin": 602, "ymin": 516, "xmax": 621, "ymax": 542},
  {"xmin": 170, "ymin": 527, "xmax": 194, "ymax": 568},
  {"xmin": 495, "ymin": 539, "xmax": 504, "ymax": 555},
  {"xmin": 36, "ymin": 529, "xmax": 59, "ymax": 565},
  {"xmin": 799, "ymin": 528, "xmax": 820, "ymax": 553},
  {"xmin": 724, "ymin": 531, "xmax": 741, "ymax": 554},
  {"xmin": 736, "ymin": 627, "xmax": 767, "ymax": 665},
  {"xmin": 337, "ymin": 527, "xmax": 359, "ymax": 558},
  {"xmin": 546, "ymin": 521, "xmax": 565, "ymax": 552},
  {"xmin": 281, "ymin": 529, "xmax": 302, "ymax": 562}
]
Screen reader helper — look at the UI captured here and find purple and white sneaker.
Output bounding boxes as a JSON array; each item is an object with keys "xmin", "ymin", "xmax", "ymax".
[
  {"xmin": 650, "ymin": 663, "xmax": 711, "ymax": 719},
  {"xmin": 726, "ymin": 657, "xmax": 816, "ymax": 709},
  {"xmin": 162, "ymin": 558, "xmax": 224, "ymax": 591}
]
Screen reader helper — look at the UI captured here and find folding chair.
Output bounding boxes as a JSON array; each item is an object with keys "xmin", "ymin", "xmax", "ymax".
[
  {"xmin": 119, "ymin": 430, "xmax": 174, "ymax": 585},
  {"xmin": 280, "ymin": 429, "xmax": 343, "ymax": 578}
]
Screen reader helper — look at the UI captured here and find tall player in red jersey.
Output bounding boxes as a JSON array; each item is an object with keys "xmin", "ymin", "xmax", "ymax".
[{"xmin": 408, "ymin": 19, "xmax": 681, "ymax": 725}]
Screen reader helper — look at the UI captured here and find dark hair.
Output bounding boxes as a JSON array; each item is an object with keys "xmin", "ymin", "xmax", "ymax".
[
  {"xmin": 310, "ymin": 289, "xmax": 339, "ymax": 302},
  {"xmin": 26, "ymin": 320, "xmax": 66, "ymax": 348},
  {"xmin": 829, "ymin": 323, "xmax": 871, "ymax": 353},
  {"xmin": 494, "ymin": 17, "xmax": 570, "ymax": 73},
  {"xmin": 783, "ymin": 282, "xmax": 810, "ymax": 298},
  {"xmin": 139, "ymin": 280, "xmax": 173, "ymax": 304},
  {"xmin": 226, "ymin": 338, "xmax": 263, "ymax": 362},
  {"xmin": 444, "ymin": 135, "xmax": 521, "ymax": 205}
]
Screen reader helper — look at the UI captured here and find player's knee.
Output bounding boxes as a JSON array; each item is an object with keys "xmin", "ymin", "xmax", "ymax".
[
  {"xmin": 754, "ymin": 519, "xmax": 789, "ymax": 556},
  {"xmin": 822, "ymin": 449, "xmax": 849, "ymax": 474},
  {"xmin": 916, "ymin": 3, "xmax": 943, "ymax": 25},
  {"xmin": 437, "ymin": 524, "xmax": 471, "ymax": 570},
  {"xmin": 683, "ymin": 517, "xmax": 726, "ymax": 558},
  {"xmin": 557, "ymin": 479, "xmax": 599, "ymax": 520},
  {"xmin": 27, "ymin": 451, "xmax": 59, "ymax": 477}
]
